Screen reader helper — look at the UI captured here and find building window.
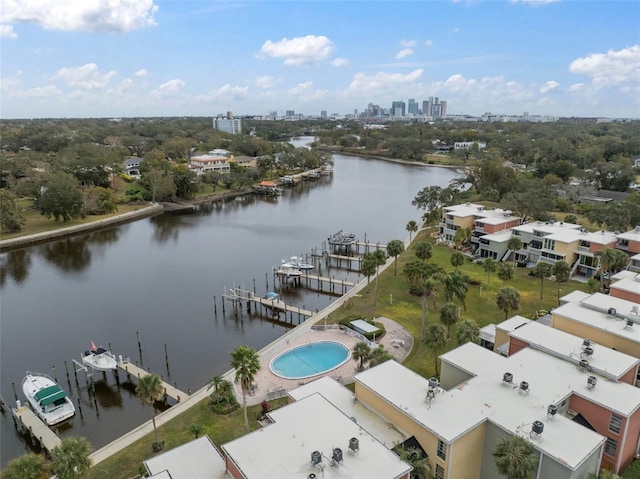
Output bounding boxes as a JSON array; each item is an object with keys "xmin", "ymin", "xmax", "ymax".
[
  {"xmin": 435, "ymin": 464, "xmax": 445, "ymax": 479},
  {"xmin": 437, "ymin": 439, "xmax": 446, "ymax": 460},
  {"xmin": 609, "ymin": 414, "xmax": 623, "ymax": 435},
  {"xmin": 605, "ymin": 438, "xmax": 618, "ymax": 457}
]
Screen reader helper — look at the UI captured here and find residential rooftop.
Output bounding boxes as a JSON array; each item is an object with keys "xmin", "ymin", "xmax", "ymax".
[
  {"xmin": 221, "ymin": 392, "xmax": 412, "ymax": 479},
  {"xmin": 609, "ymin": 275, "xmax": 640, "ymax": 297},
  {"xmin": 443, "ymin": 203, "xmax": 518, "ymax": 222},
  {"xmin": 507, "ymin": 320, "xmax": 640, "ymax": 381},
  {"xmin": 356, "ymin": 348, "xmax": 615, "ymax": 470},
  {"xmin": 511, "ymin": 220, "xmax": 582, "ymax": 236},
  {"xmin": 617, "ymin": 227, "xmax": 640, "ymax": 242},
  {"xmin": 144, "ymin": 436, "xmax": 226, "ymax": 479}
]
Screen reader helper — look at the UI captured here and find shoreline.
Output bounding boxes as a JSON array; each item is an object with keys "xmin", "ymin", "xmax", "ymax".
[{"xmin": 322, "ymin": 147, "xmax": 463, "ymax": 170}]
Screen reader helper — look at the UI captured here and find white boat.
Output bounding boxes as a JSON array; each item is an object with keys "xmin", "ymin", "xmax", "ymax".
[
  {"xmin": 263, "ymin": 292, "xmax": 285, "ymax": 308},
  {"xmin": 22, "ymin": 372, "xmax": 75, "ymax": 426},
  {"xmin": 281, "ymin": 256, "xmax": 314, "ymax": 271},
  {"xmin": 275, "ymin": 266, "xmax": 303, "ymax": 278},
  {"xmin": 82, "ymin": 342, "xmax": 118, "ymax": 371}
]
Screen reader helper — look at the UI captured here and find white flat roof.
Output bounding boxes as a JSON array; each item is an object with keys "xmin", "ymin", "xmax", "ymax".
[
  {"xmin": 553, "ymin": 301, "xmax": 640, "ymax": 344},
  {"xmin": 496, "ymin": 315, "xmax": 531, "ymax": 333},
  {"xmin": 611, "ymin": 270, "xmax": 639, "ymax": 281},
  {"xmin": 444, "ymin": 204, "xmax": 519, "ymax": 222},
  {"xmin": 559, "ymin": 290, "xmax": 591, "ymax": 304},
  {"xmin": 507, "ymin": 321, "xmax": 639, "ymax": 380},
  {"xmin": 350, "ymin": 319, "xmax": 380, "ymax": 334},
  {"xmin": 288, "ymin": 376, "xmax": 405, "ymax": 448},
  {"xmin": 511, "ymin": 221, "xmax": 582, "ymax": 235},
  {"xmin": 480, "ymin": 229, "xmax": 513, "ymax": 243},
  {"xmin": 479, "ymin": 323, "xmax": 496, "ymax": 343},
  {"xmin": 144, "ymin": 436, "xmax": 227, "ymax": 479},
  {"xmin": 356, "ymin": 351, "xmax": 613, "ymax": 470},
  {"xmin": 617, "ymin": 228, "xmax": 640, "ymax": 242},
  {"xmin": 609, "ymin": 276, "xmax": 640, "ymax": 297},
  {"xmin": 221, "ymin": 393, "xmax": 411, "ymax": 479}
]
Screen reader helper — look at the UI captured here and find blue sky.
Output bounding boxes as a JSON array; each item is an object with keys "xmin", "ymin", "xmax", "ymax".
[{"xmin": 1, "ymin": 0, "xmax": 639, "ymax": 119}]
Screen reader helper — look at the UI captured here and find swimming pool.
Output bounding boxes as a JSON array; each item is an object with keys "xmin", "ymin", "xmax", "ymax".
[{"xmin": 270, "ymin": 341, "xmax": 351, "ymax": 380}]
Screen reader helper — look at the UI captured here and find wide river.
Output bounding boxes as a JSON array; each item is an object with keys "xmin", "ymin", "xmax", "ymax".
[{"xmin": 0, "ymin": 138, "xmax": 459, "ymax": 467}]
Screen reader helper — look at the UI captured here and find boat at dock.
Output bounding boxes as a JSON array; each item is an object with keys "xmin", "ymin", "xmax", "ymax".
[
  {"xmin": 274, "ymin": 266, "xmax": 303, "ymax": 278},
  {"xmin": 281, "ymin": 256, "xmax": 314, "ymax": 271},
  {"xmin": 82, "ymin": 342, "xmax": 118, "ymax": 371},
  {"xmin": 263, "ymin": 292, "xmax": 286, "ymax": 308},
  {"xmin": 329, "ymin": 230, "xmax": 357, "ymax": 246},
  {"xmin": 22, "ymin": 372, "xmax": 75, "ymax": 426}
]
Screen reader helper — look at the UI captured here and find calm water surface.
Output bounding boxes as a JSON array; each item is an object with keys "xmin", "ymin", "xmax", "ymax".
[{"xmin": 0, "ymin": 139, "xmax": 459, "ymax": 466}]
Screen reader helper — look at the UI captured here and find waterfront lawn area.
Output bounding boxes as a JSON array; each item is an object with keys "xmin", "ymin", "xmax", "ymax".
[
  {"xmin": 328, "ymin": 228, "xmax": 590, "ymax": 379},
  {"xmin": 2, "ymin": 201, "xmax": 148, "ymax": 240},
  {"xmin": 88, "ymin": 397, "xmax": 288, "ymax": 479}
]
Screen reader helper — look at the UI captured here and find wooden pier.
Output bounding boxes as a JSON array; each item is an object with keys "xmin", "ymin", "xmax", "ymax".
[
  {"xmin": 299, "ymin": 273, "xmax": 354, "ymax": 295},
  {"xmin": 116, "ymin": 359, "xmax": 188, "ymax": 402},
  {"xmin": 11, "ymin": 405, "xmax": 62, "ymax": 454},
  {"xmin": 250, "ymin": 295, "xmax": 313, "ymax": 318}
]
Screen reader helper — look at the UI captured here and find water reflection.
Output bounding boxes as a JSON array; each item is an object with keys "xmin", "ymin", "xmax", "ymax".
[
  {"xmin": 0, "ymin": 249, "xmax": 32, "ymax": 286},
  {"xmin": 150, "ymin": 214, "xmax": 195, "ymax": 244},
  {"xmin": 40, "ymin": 237, "xmax": 92, "ymax": 272}
]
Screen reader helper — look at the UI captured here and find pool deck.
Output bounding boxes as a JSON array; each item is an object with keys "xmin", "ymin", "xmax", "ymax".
[{"xmin": 232, "ymin": 316, "xmax": 414, "ymax": 406}]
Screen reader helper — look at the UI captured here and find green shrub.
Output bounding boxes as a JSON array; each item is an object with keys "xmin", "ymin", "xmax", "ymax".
[{"xmin": 623, "ymin": 459, "xmax": 640, "ymax": 478}]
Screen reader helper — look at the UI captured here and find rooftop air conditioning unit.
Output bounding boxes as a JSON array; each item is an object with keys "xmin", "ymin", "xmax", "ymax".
[
  {"xmin": 519, "ymin": 381, "xmax": 529, "ymax": 393},
  {"xmin": 587, "ymin": 376, "xmax": 598, "ymax": 389},
  {"xmin": 332, "ymin": 448, "xmax": 343, "ymax": 465},
  {"xmin": 579, "ymin": 359, "xmax": 590, "ymax": 370},
  {"xmin": 426, "ymin": 388, "xmax": 436, "ymax": 400},
  {"xmin": 625, "ymin": 319, "xmax": 634, "ymax": 329},
  {"xmin": 531, "ymin": 420, "xmax": 544, "ymax": 436},
  {"xmin": 309, "ymin": 474, "xmax": 317, "ymax": 479},
  {"xmin": 349, "ymin": 437, "xmax": 359, "ymax": 454},
  {"xmin": 311, "ymin": 451, "xmax": 322, "ymax": 466},
  {"xmin": 608, "ymin": 308, "xmax": 617, "ymax": 316},
  {"xmin": 503, "ymin": 372, "xmax": 513, "ymax": 385},
  {"xmin": 429, "ymin": 377, "xmax": 439, "ymax": 389},
  {"xmin": 582, "ymin": 339, "xmax": 591, "ymax": 348},
  {"xmin": 547, "ymin": 404, "xmax": 557, "ymax": 418}
]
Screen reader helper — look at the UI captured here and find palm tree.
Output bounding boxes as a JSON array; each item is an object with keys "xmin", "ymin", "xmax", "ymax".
[
  {"xmin": 419, "ymin": 276, "xmax": 441, "ymax": 341},
  {"xmin": 406, "ymin": 220, "xmax": 418, "ymax": 242},
  {"xmin": 483, "ymin": 258, "xmax": 497, "ymax": 289},
  {"xmin": 456, "ymin": 319, "xmax": 480, "ymax": 345},
  {"xmin": 372, "ymin": 249, "xmax": 387, "ymax": 306},
  {"xmin": 552, "ymin": 260, "xmax": 571, "ymax": 283},
  {"xmin": 394, "ymin": 444, "xmax": 431, "ymax": 479},
  {"xmin": 424, "ymin": 323, "xmax": 447, "ymax": 376},
  {"xmin": 442, "ymin": 270, "xmax": 468, "ymax": 311},
  {"xmin": 136, "ymin": 373, "xmax": 164, "ymax": 445},
  {"xmin": 207, "ymin": 374, "xmax": 224, "ymax": 393},
  {"xmin": 450, "ymin": 251, "xmax": 465, "ymax": 270},
  {"xmin": 368, "ymin": 345, "xmax": 394, "ymax": 367},
  {"xmin": 386, "ymin": 239, "xmax": 405, "ymax": 276},
  {"xmin": 531, "ymin": 262, "xmax": 553, "ymax": 300},
  {"xmin": 1, "ymin": 453, "xmax": 49, "ymax": 479},
  {"xmin": 414, "ymin": 241, "xmax": 433, "ymax": 262},
  {"xmin": 595, "ymin": 247, "xmax": 616, "ymax": 290},
  {"xmin": 360, "ymin": 252, "xmax": 377, "ymax": 284},
  {"xmin": 352, "ymin": 341, "xmax": 372, "ymax": 371},
  {"xmin": 497, "ymin": 261, "xmax": 515, "ymax": 284},
  {"xmin": 496, "ymin": 287, "xmax": 521, "ymax": 320},
  {"xmin": 440, "ymin": 302, "xmax": 459, "ymax": 337},
  {"xmin": 507, "ymin": 237, "xmax": 523, "ymax": 264},
  {"xmin": 230, "ymin": 345, "xmax": 261, "ymax": 431},
  {"xmin": 50, "ymin": 437, "xmax": 92, "ymax": 479},
  {"xmin": 493, "ymin": 435, "xmax": 539, "ymax": 479}
]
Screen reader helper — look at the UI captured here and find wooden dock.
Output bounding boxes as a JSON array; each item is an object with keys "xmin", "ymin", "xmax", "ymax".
[
  {"xmin": 299, "ymin": 273, "xmax": 354, "ymax": 295},
  {"xmin": 250, "ymin": 296, "xmax": 313, "ymax": 318},
  {"xmin": 116, "ymin": 359, "xmax": 188, "ymax": 402},
  {"xmin": 11, "ymin": 405, "xmax": 62, "ymax": 453}
]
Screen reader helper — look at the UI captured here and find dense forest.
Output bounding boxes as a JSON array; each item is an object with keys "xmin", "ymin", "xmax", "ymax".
[{"xmin": 1, "ymin": 117, "xmax": 639, "ymax": 234}]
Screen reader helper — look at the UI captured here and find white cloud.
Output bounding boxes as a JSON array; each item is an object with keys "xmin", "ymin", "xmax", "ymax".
[
  {"xmin": 0, "ymin": 24, "xmax": 17, "ymax": 39},
  {"xmin": 1, "ymin": 0, "xmax": 158, "ymax": 34},
  {"xmin": 569, "ymin": 45, "xmax": 640, "ymax": 88},
  {"xmin": 135, "ymin": 69, "xmax": 147, "ymax": 77},
  {"xmin": 331, "ymin": 57, "xmax": 350, "ymax": 67},
  {"xmin": 347, "ymin": 69, "xmax": 424, "ymax": 93},
  {"xmin": 288, "ymin": 81, "xmax": 313, "ymax": 96},
  {"xmin": 540, "ymin": 80, "xmax": 560, "ymax": 94},
  {"xmin": 401, "ymin": 40, "xmax": 417, "ymax": 48},
  {"xmin": 54, "ymin": 63, "xmax": 117, "ymax": 89},
  {"xmin": 568, "ymin": 83, "xmax": 585, "ymax": 92},
  {"xmin": 258, "ymin": 35, "xmax": 334, "ymax": 66},
  {"xmin": 198, "ymin": 84, "xmax": 249, "ymax": 102},
  {"xmin": 15, "ymin": 85, "xmax": 63, "ymax": 98},
  {"xmin": 424, "ymin": 40, "xmax": 433, "ymax": 47},
  {"xmin": 255, "ymin": 75, "xmax": 278, "ymax": 88},
  {"xmin": 151, "ymin": 79, "xmax": 185, "ymax": 97},
  {"xmin": 396, "ymin": 49, "xmax": 414, "ymax": 59}
]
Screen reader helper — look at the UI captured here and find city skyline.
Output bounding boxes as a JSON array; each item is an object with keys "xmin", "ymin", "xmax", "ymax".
[{"xmin": 1, "ymin": 1, "xmax": 639, "ymax": 119}]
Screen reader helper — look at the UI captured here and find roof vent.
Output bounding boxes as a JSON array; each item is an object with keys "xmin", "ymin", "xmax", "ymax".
[
  {"xmin": 503, "ymin": 372, "xmax": 513, "ymax": 385},
  {"xmin": 631, "ymin": 305, "xmax": 639, "ymax": 315},
  {"xmin": 625, "ymin": 319, "xmax": 634, "ymax": 329},
  {"xmin": 311, "ymin": 450, "xmax": 322, "ymax": 466},
  {"xmin": 582, "ymin": 338, "xmax": 591, "ymax": 348},
  {"xmin": 349, "ymin": 437, "xmax": 359, "ymax": 454},
  {"xmin": 309, "ymin": 474, "xmax": 317, "ymax": 479},
  {"xmin": 519, "ymin": 381, "xmax": 529, "ymax": 394},
  {"xmin": 429, "ymin": 377, "xmax": 439, "ymax": 389},
  {"xmin": 608, "ymin": 308, "xmax": 617, "ymax": 316},
  {"xmin": 426, "ymin": 388, "xmax": 436, "ymax": 400},
  {"xmin": 332, "ymin": 448, "xmax": 343, "ymax": 465},
  {"xmin": 547, "ymin": 404, "xmax": 557, "ymax": 418},
  {"xmin": 531, "ymin": 420, "xmax": 544, "ymax": 437},
  {"xmin": 579, "ymin": 358, "xmax": 590, "ymax": 371},
  {"xmin": 581, "ymin": 346, "xmax": 594, "ymax": 357},
  {"xmin": 587, "ymin": 375, "xmax": 597, "ymax": 389}
]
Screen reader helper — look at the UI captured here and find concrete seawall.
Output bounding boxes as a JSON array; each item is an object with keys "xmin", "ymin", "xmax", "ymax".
[{"xmin": 0, "ymin": 204, "xmax": 164, "ymax": 253}]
